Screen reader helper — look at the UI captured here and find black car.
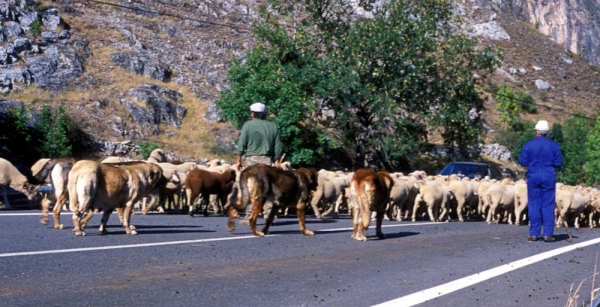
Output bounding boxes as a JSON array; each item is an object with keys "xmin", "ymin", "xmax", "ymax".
[{"xmin": 439, "ymin": 162, "xmax": 504, "ymax": 180}]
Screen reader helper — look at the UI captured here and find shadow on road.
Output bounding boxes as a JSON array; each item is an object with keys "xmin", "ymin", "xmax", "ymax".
[{"xmin": 371, "ymin": 231, "xmax": 420, "ymax": 240}]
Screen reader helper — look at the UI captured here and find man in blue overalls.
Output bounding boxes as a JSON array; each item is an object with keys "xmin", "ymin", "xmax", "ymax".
[{"xmin": 519, "ymin": 120, "xmax": 563, "ymax": 242}]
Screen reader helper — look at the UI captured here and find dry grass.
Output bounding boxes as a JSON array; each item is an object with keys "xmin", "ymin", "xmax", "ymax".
[
  {"xmin": 565, "ymin": 253, "xmax": 600, "ymax": 307},
  {"xmin": 481, "ymin": 16, "xmax": 600, "ymax": 140}
]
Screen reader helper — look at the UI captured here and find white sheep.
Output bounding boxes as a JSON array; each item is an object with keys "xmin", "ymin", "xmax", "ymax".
[
  {"xmin": 513, "ymin": 181, "xmax": 528, "ymax": 226},
  {"xmin": 412, "ymin": 181, "xmax": 454, "ymax": 222},
  {"xmin": 485, "ymin": 181, "xmax": 515, "ymax": 225},
  {"xmin": 0, "ymin": 158, "xmax": 36, "ymax": 208}
]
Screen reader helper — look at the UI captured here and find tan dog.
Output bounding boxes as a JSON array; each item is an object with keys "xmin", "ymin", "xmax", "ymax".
[
  {"xmin": 68, "ymin": 160, "xmax": 163, "ymax": 236},
  {"xmin": 350, "ymin": 168, "xmax": 394, "ymax": 241},
  {"xmin": 227, "ymin": 164, "xmax": 318, "ymax": 237}
]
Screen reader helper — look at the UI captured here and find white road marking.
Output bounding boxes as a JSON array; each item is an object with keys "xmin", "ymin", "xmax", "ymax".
[
  {"xmin": 0, "ymin": 235, "xmax": 265, "ymax": 258},
  {"xmin": 0, "ymin": 220, "xmax": 437, "ymax": 258},
  {"xmin": 372, "ymin": 237, "xmax": 600, "ymax": 307}
]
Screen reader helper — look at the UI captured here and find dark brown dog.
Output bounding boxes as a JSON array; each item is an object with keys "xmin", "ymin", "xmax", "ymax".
[
  {"xmin": 185, "ymin": 168, "xmax": 236, "ymax": 217},
  {"xmin": 350, "ymin": 168, "xmax": 394, "ymax": 241},
  {"xmin": 227, "ymin": 164, "xmax": 318, "ymax": 237}
]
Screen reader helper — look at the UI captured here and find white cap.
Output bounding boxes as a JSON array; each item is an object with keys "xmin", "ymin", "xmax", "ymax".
[
  {"xmin": 535, "ymin": 120, "xmax": 549, "ymax": 131},
  {"xmin": 249, "ymin": 102, "xmax": 266, "ymax": 113}
]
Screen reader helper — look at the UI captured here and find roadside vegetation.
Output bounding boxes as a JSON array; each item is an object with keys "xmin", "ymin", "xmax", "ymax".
[{"xmin": 217, "ymin": 0, "xmax": 502, "ymax": 167}]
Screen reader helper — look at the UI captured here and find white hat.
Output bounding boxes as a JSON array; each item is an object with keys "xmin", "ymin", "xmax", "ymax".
[
  {"xmin": 535, "ymin": 120, "xmax": 549, "ymax": 131},
  {"xmin": 249, "ymin": 102, "xmax": 266, "ymax": 113}
]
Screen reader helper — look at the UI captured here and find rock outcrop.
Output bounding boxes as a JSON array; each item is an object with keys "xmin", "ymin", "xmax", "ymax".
[{"xmin": 484, "ymin": 0, "xmax": 600, "ymax": 67}]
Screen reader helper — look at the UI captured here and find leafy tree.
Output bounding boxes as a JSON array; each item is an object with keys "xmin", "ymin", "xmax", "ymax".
[
  {"xmin": 36, "ymin": 104, "xmax": 76, "ymax": 158},
  {"xmin": 547, "ymin": 123, "xmax": 564, "ymax": 145},
  {"xmin": 585, "ymin": 116, "xmax": 600, "ymax": 185},
  {"xmin": 557, "ymin": 114, "xmax": 592, "ymax": 185},
  {"xmin": 218, "ymin": 0, "xmax": 500, "ymax": 168}
]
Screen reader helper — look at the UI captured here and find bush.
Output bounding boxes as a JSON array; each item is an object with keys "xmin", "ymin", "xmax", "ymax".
[
  {"xmin": 29, "ymin": 18, "xmax": 42, "ymax": 37},
  {"xmin": 36, "ymin": 104, "xmax": 76, "ymax": 158},
  {"xmin": 137, "ymin": 141, "xmax": 160, "ymax": 159}
]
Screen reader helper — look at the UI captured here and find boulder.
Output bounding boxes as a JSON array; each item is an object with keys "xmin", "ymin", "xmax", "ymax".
[
  {"xmin": 126, "ymin": 83, "xmax": 186, "ymax": 128},
  {"xmin": 25, "ymin": 45, "xmax": 84, "ymax": 90},
  {"xmin": 0, "ymin": 43, "xmax": 18, "ymax": 64},
  {"xmin": 110, "ymin": 52, "xmax": 172, "ymax": 82},
  {"xmin": 0, "ymin": 67, "xmax": 32, "ymax": 85},
  {"xmin": 13, "ymin": 37, "xmax": 31, "ymax": 53},
  {"xmin": 471, "ymin": 21, "xmax": 510, "ymax": 40},
  {"xmin": 535, "ymin": 79, "xmax": 551, "ymax": 90},
  {"xmin": 4, "ymin": 21, "xmax": 22, "ymax": 38},
  {"xmin": 18, "ymin": 10, "xmax": 37, "ymax": 27},
  {"xmin": 119, "ymin": 98, "xmax": 159, "ymax": 135},
  {"xmin": 203, "ymin": 102, "xmax": 225, "ymax": 123},
  {"xmin": 41, "ymin": 8, "xmax": 61, "ymax": 31}
]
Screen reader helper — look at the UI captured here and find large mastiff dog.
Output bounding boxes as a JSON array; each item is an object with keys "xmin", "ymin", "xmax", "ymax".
[
  {"xmin": 350, "ymin": 168, "xmax": 394, "ymax": 241},
  {"xmin": 68, "ymin": 160, "xmax": 163, "ymax": 236},
  {"xmin": 227, "ymin": 164, "xmax": 318, "ymax": 237}
]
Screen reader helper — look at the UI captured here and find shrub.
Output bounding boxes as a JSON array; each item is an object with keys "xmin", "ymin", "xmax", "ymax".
[
  {"xmin": 137, "ymin": 141, "xmax": 160, "ymax": 159},
  {"xmin": 36, "ymin": 104, "xmax": 76, "ymax": 158},
  {"xmin": 29, "ymin": 18, "xmax": 42, "ymax": 37}
]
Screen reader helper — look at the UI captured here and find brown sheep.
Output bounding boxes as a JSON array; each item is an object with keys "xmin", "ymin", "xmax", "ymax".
[
  {"xmin": 350, "ymin": 168, "xmax": 394, "ymax": 241},
  {"xmin": 0, "ymin": 158, "xmax": 37, "ymax": 208},
  {"xmin": 185, "ymin": 168, "xmax": 237, "ymax": 217}
]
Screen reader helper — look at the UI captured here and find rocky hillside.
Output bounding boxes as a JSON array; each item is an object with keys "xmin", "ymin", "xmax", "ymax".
[{"xmin": 0, "ymin": 0, "xmax": 598, "ymax": 167}]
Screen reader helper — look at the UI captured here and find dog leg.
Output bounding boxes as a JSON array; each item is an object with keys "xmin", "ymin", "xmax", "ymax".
[
  {"xmin": 375, "ymin": 208, "xmax": 385, "ymax": 239},
  {"xmin": 40, "ymin": 195, "xmax": 51, "ymax": 225},
  {"xmin": 249, "ymin": 199, "xmax": 264, "ymax": 237},
  {"xmin": 227, "ymin": 206, "xmax": 237, "ymax": 232},
  {"xmin": 98, "ymin": 208, "xmax": 113, "ymax": 235},
  {"xmin": 72, "ymin": 212, "xmax": 86, "ymax": 236},
  {"xmin": 122, "ymin": 206, "xmax": 137, "ymax": 235},
  {"xmin": 296, "ymin": 205, "xmax": 314, "ymax": 236},
  {"xmin": 262, "ymin": 204, "xmax": 279, "ymax": 235},
  {"xmin": 80, "ymin": 208, "xmax": 95, "ymax": 229}
]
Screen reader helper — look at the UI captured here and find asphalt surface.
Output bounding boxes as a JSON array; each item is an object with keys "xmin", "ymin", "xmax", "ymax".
[{"xmin": 1, "ymin": 210, "xmax": 600, "ymax": 307}]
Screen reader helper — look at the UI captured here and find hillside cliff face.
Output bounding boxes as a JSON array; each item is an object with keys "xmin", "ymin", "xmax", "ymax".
[{"xmin": 486, "ymin": 0, "xmax": 600, "ymax": 67}]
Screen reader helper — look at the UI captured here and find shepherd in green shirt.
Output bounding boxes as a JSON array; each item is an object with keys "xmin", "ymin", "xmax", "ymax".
[
  {"xmin": 234, "ymin": 102, "xmax": 283, "ymax": 225},
  {"xmin": 235, "ymin": 102, "xmax": 283, "ymax": 170}
]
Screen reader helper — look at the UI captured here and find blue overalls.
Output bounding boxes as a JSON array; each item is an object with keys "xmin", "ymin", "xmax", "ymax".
[{"xmin": 519, "ymin": 136, "xmax": 563, "ymax": 237}]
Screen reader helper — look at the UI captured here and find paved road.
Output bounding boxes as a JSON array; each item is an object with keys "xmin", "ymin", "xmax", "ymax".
[{"xmin": 1, "ymin": 210, "xmax": 599, "ymax": 307}]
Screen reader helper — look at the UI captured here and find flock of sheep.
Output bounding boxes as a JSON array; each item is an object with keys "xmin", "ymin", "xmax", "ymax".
[{"xmin": 0, "ymin": 149, "xmax": 596, "ymax": 236}]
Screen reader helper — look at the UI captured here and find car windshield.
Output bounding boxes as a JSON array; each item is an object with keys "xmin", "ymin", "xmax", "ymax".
[{"xmin": 440, "ymin": 164, "xmax": 487, "ymax": 179}]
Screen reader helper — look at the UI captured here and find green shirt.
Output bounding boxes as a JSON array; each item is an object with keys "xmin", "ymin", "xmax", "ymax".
[{"xmin": 237, "ymin": 118, "xmax": 283, "ymax": 161}]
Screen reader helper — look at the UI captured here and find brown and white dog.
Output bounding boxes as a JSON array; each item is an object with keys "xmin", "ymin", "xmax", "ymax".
[
  {"xmin": 350, "ymin": 168, "xmax": 394, "ymax": 241},
  {"xmin": 227, "ymin": 164, "xmax": 318, "ymax": 237},
  {"xmin": 67, "ymin": 160, "xmax": 164, "ymax": 236}
]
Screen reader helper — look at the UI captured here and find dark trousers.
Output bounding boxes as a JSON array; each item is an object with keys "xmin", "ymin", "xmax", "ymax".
[{"xmin": 527, "ymin": 176, "xmax": 556, "ymax": 237}]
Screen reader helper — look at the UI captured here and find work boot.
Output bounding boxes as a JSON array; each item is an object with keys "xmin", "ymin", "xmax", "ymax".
[
  {"xmin": 543, "ymin": 236, "xmax": 556, "ymax": 242},
  {"xmin": 528, "ymin": 236, "xmax": 540, "ymax": 242}
]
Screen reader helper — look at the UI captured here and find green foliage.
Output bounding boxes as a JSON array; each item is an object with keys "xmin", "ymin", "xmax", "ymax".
[
  {"xmin": 518, "ymin": 92, "xmax": 537, "ymax": 114},
  {"xmin": 494, "ymin": 85, "xmax": 537, "ymax": 129},
  {"xmin": 29, "ymin": 18, "xmax": 42, "ymax": 37},
  {"xmin": 585, "ymin": 117, "xmax": 600, "ymax": 185},
  {"xmin": 218, "ymin": 0, "xmax": 501, "ymax": 167},
  {"xmin": 137, "ymin": 141, "xmax": 160, "ymax": 159},
  {"xmin": 557, "ymin": 114, "xmax": 592, "ymax": 185},
  {"xmin": 36, "ymin": 104, "xmax": 75, "ymax": 158},
  {"xmin": 547, "ymin": 123, "xmax": 564, "ymax": 145},
  {"xmin": 8, "ymin": 106, "xmax": 32, "ymax": 143}
]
